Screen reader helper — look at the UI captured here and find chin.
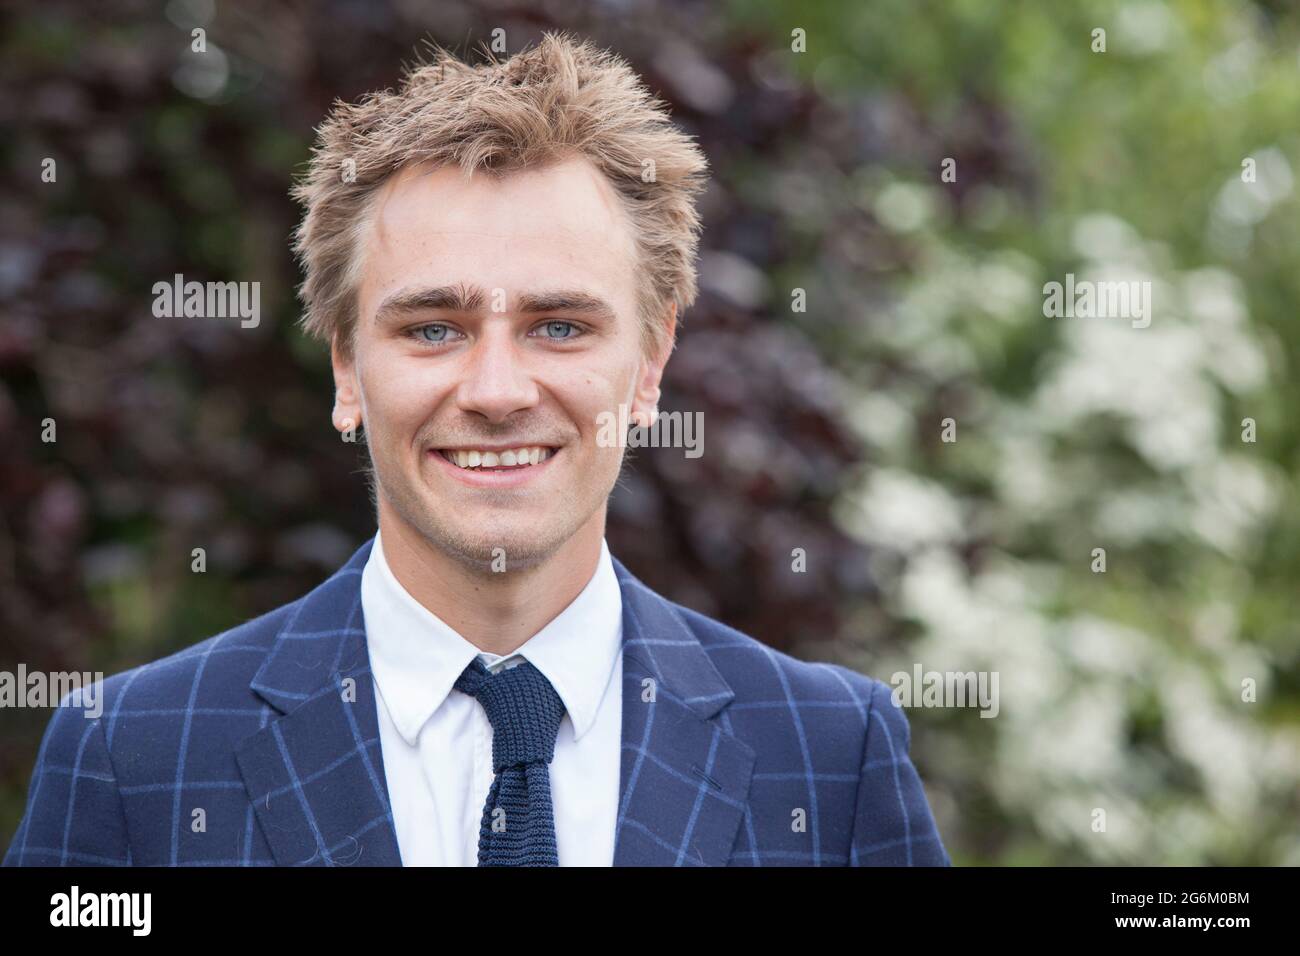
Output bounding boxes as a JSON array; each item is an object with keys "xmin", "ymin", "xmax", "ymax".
[{"xmin": 425, "ymin": 518, "xmax": 567, "ymax": 572}]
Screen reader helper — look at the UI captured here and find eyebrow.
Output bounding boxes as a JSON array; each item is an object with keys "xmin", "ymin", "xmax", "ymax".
[
  {"xmin": 516, "ymin": 290, "xmax": 616, "ymax": 321},
  {"xmin": 374, "ymin": 283, "xmax": 484, "ymax": 323},
  {"xmin": 373, "ymin": 284, "xmax": 617, "ymax": 325}
]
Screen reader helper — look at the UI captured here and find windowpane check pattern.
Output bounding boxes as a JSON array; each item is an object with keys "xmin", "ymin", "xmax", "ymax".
[{"xmin": 4, "ymin": 538, "xmax": 949, "ymax": 867}]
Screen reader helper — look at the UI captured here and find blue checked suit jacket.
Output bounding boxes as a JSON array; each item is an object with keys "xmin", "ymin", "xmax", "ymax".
[{"xmin": 3, "ymin": 538, "xmax": 950, "ymax": 867}]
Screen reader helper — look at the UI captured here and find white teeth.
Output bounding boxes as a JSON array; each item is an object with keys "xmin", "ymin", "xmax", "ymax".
[{"xmin": 443, "ymin": 446, "xmax": 553, "ymax": 470}]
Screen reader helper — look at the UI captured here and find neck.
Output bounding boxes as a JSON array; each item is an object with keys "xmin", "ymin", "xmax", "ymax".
[{"xmin": 375, "ymin": 502, "xmax": 605, "ymax": 656}]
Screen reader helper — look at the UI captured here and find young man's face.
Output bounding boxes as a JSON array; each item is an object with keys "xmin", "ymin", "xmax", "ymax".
[{"xmin": 334, "ymin": 156, "xmax": 671, "ymax": 570}]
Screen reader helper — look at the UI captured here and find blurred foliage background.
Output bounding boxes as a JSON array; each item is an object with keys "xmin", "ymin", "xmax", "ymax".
[{"xmin": 2, "ymin": 0, "xmax": 1297, "ymax": 864}]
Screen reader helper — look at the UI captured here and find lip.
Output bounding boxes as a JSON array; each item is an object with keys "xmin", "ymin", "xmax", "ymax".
[
  {"xmin": 428, "ymin": 446, "xmax": 560, "ymax": 489},
  {"xmin": 436, "ymin": 442, "xmax": 559, "ymax": 454}
]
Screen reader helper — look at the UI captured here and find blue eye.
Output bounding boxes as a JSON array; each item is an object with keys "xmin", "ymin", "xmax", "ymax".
[
  {"xmin": 415, "ymin": 324, "xmax": 452, "ymax": 343},
  {"xmin": 538, "ymin": 321, "xmax": 578, "ymax": 339}
]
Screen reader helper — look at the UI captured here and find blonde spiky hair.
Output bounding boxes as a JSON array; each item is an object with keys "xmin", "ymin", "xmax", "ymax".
[{"xmin": 291, "ymin": 31, "xmax": 708, "ymax": 360}]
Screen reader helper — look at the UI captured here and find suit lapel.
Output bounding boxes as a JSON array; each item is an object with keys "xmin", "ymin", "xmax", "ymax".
[
  {"xmin": 235, "ymin": 539, "xmax": 403, "ymax": 867},
  {"xmin": 234, "ymin": 541, "xmax": 755, "ymax": 867},
  {"xmin": 611, "ymin": 558, "xmax": 756, "ymax": 866}
]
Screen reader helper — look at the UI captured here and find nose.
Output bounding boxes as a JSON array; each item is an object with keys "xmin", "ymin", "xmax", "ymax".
[{"xmin": 453, "ymin": 322, "xmax": 541, "ymax": 423}]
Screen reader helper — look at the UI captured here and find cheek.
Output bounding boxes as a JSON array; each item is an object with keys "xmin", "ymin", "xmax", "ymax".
[
  {"xmin": 565, "ymin": 369, "xmax": 634, "ymax": 441},
  {"xmin": 561, "ymin": 346, "xmax": 642, "ymax": 410},
  {"xmin": 359, "ymin": 355, "xmax": 443, "ymax": 437}
]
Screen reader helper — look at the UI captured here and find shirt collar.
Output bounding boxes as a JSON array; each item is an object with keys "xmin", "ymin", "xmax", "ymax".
[{"xmin": 363, "ymin": 530, "xmax": 623, "ymax": 747}]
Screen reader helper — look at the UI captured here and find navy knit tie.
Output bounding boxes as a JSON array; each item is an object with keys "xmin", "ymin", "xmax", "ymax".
[{"xmin": 454, "ymin": 656, "xmax": 567, "ymax": 866}]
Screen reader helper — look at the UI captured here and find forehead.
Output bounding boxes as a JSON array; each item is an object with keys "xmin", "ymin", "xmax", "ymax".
[{"xmin": 357, "ymin": 156, "xmax": 639, "ymax": 315}]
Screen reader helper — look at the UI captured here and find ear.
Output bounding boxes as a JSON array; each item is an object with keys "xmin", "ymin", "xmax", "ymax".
[
  {"xmin": 331, "ymin": 333, "xmax": 363, "ymax": 434},
  {"xmin": 629, "ymin": 303, "xmax": 676, "ymax": 429}
]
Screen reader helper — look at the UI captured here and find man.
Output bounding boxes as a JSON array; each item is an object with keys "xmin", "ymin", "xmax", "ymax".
[{"xmin": 4, "ymin": 33, "xmax": 949, "ymax": 867}]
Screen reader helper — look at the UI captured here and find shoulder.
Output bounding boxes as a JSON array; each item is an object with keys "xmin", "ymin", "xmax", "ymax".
[
  {"xmin": 658, "ymin": 596, "xmax": 894, "ymax": 741},
  {"xmin": 32, "ymin": 599, "xmax": 304, "ymax": 795},
  {"xmin": 657, "ymin": 596, "xmax": 948, "ymax": 867},
  {"xmin": 80, "ymin": 598, "xmax": 300, "ymax": 731},
  {"xmin": 672, "ymin": 599, "xmax": 885, "ymax": 705}
]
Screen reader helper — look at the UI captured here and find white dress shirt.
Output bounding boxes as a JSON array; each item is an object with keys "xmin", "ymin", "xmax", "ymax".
[{"xmin": 362, "ymin": 530, "xmax": 624, "ymax": 866}]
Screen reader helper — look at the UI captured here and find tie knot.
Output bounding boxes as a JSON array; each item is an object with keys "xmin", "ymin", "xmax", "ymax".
[{"xmin": 454, "ymin": 657, "xmax": 566, "ymax": 772}]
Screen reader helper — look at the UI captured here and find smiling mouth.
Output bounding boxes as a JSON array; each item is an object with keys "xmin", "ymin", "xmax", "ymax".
[{"xmin": 436, "ymin": 445, "xmax": 559, "ymax": 471}]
